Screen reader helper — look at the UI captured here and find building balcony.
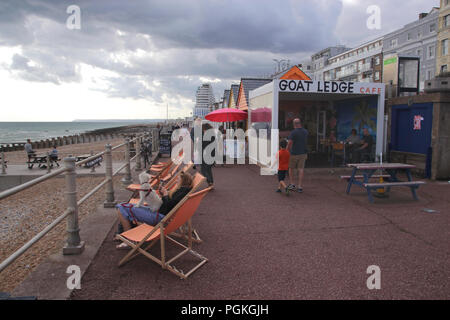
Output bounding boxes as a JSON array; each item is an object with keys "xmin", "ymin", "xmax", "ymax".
[{"xmin": 359, "ymin": 63, "xmax": 372, "ymax": 73}]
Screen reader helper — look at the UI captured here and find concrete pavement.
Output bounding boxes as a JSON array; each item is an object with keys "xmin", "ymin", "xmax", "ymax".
[{"xmin": 69, "ymin": 165, "xmax": 450, "ymax": 300}]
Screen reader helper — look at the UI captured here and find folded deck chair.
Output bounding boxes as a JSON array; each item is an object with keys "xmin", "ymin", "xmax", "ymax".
[
  {"xmin": 126, "ymin": 162, "xmax": 176, "ymax": 198},
  {"xmin": 117, "ymin": 187, "xmax": 212, "ymax": 279},
  {"xmin": 152, "ymin": 150, "xmax": 184, "ymax": 167},
  {"xmin": 126, "ymin": 161, "xmax": 193, "ymax": 202}
]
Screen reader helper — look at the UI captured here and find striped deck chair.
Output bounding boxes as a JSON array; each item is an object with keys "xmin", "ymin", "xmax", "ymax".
[
  {"xmin": 117, "ymin": 188, "xmax": 212, "ymax": 279},
  {"xmin": 149, "ymin": 159, "xmax": 173, "ymax": 173},
  {"xmin": 126, "ymin": 162, "xmax": 175, "ymax": 199},
  {"xmin": 127, "ymin": 162, "xmax": 194, "ymax": 205},
  {"xmin": 151, "ymin": 150, "xmax": 184, "ymax": 169}
]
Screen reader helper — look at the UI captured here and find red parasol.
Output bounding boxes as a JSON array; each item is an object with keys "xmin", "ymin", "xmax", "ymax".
[{"xmin": 205, "ymin": 108, "xmax": 248, "ymax": 122}]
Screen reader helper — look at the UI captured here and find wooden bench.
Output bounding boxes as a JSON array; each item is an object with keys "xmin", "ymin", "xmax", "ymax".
[
  {"xmin": 0, "ymin": 158, "xmax": 7, "ymax": 168},
  {"xmin": 340, "ymin": 174, "xmax": 391, "ymax": 180},
  {"xmin": 363, "ymin": 181, "xmax": 426, "ymax": 200},
  {"xmin": 27, "ymin": 157, "xmax": 61, "ymax": 169}
]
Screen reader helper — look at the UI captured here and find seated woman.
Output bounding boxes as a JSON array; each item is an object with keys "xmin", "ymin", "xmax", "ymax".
[{"xmin": 115, "ymin": 171, "xmax": 193, "ymax": 240}]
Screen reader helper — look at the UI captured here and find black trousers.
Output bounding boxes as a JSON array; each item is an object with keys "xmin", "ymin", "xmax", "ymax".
[{"xmin": 201, "ymin": 164, "xmax": 214, "ymax": 184}]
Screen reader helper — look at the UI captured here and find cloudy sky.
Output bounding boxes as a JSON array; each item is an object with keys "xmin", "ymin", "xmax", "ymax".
[{"xmin": 0, "ymin": 0, "xmax": 439, "ymax": 121}]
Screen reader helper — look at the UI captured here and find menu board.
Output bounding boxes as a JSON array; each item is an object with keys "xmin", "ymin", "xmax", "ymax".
[{"xmin": 159, "ymin": 134, "xmax": 171, "ymax": 155}]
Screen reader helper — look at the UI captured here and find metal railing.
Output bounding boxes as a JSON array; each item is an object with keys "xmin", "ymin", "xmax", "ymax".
[{"xmin": 0, "ymin": 132, "xmax": 156, "ymax": 273}]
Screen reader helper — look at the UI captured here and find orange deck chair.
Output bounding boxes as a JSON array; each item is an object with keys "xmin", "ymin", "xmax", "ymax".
[
  {"xmin": 117, "ymin": 187, "xmax": 211, "ymax": 279},
  {"xmin": 126, "ymin": 162, "xmax": 176, "ymax": 199},
  {"xmin": 128, "ymin": 171, "xmax": 205, "ymax": 243},
  {"xmin": 152, "ymin": 150, "xmax": 184, "ymax": 168},
  {"xmin": 128, "ymin": 162, "xmax": 194, "ymax": 205}
]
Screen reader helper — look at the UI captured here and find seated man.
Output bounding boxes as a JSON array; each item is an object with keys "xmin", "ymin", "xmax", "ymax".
[
  {"xmin": 50, "ymin": 145, "xmax": 59, "ymax": 161},
  {"xmin": 352, "ymin": 128, "xmax": 373, "ymax": 163},
  {"xmin": 346, "ymin": 129, "xmax": 361, "ymax": 145},
  {"xmin": 345, "ymin": 129, "xmax": 361, "ymax": 162}
]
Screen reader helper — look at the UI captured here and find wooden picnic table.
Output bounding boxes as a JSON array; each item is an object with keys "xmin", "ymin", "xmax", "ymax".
[
  {"xmin": 27, "ymin": 154, "xmax": 60, "ymax": 169},
  {"xmin": 345, "ymin": 162, "xmax": 425, "ymax": 203},
  {"xmin": 76, "ymin": 154, "xmax": 103, "ymax": 168}
]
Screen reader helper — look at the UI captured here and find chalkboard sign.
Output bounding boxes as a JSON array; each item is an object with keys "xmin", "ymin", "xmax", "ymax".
[{"xmin": 159, "ymin": 134, "xmax": 172, "ymax": 155}]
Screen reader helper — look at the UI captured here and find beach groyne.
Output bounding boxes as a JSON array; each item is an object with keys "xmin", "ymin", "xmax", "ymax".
[{"xmin": 0, "ymin": 124, "xmax": 162, "ymax": 153}]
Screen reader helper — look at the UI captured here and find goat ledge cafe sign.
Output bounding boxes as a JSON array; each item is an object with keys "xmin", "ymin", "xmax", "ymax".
[{"xmin": 278, "ymin": 80, "xmax": 384, "ymax": 95}]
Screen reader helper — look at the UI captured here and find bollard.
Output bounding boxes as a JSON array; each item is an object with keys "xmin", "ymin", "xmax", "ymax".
[
  {"xmin": 122, "ymin": 138, "xmax": 132, "ymax": 185},
  {"xmin": 1, "ymin": 149, "xmax": 6, "ymax": 175},
  {"xmin": 63, "ymin": 157, "xmax": 85, "ymax": 255},
  {"xmin": 135, "ymin": 137, "xmax": 142, "ymax": 172},
  {"xmin": 90, "ymin": 150, "xmax": 96, "ymax": 173},
  {"xmin": 104, "ymin": 144, "xmax": 116, "ymax": 208},
  {"xmin": 46, "ymin": 151, "xmax": 51, "ymax": 174}
]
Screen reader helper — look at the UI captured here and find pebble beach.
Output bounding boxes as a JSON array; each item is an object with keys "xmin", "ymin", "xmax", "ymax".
[{"xmin": 0, "ymin": 137, "xmax": 133, "ymax": 292}]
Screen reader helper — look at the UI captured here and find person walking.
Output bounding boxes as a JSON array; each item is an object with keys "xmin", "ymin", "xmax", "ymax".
[
  {"xmin": 200, "ymin": 123, "xmax": 215, "ymax": 188},
  {"xmin": 275, "ymin": 139, "xmax": 290, "ymax": 196},
  {"xmin": 287, "ymin": 118, "xmax": 308, "ymax": 193},
  {"xmin": 24, "ymin": 139, "xmax": 35, "ymax": 160}
]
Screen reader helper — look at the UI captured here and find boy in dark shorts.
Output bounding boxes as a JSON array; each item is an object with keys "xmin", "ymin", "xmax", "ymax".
[{"xmin": 276, "ymin": 139, "xmax": 290, "ymax": 196}]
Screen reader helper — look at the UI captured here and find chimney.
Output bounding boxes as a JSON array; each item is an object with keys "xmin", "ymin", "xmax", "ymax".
[{"xmin": 419, "ymin": 13, "xmax": 428, "ymax": 20}]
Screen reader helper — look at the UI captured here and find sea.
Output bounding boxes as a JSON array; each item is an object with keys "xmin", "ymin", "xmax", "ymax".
[{"xmin": 0, "ymin": 121, "xmax": 160, "ymax": 144}]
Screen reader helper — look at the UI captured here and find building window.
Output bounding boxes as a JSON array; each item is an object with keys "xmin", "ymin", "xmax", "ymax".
[
  {"xmin": 418, "ymin": 30, "xmax": 422, "ymax": 38},
  {"xmin": 417, "ymin": 49, "xmax": 422, "ymax": 59},
  {"xmin": 441, "ymin": 65, "xmax": 448, "ymax": 74},
  {"xmin": 374, "ymin": 56, "xmax": 380, "ymax": 65},
  {"xmin": 430, "ymin": 23, "xmax": 436, "ymax": 33},
  {"xmin": 375, "ymin": 71, "xmax": 380, "ymax": 81},
  {"xmin": 428, "ymin": 45, "xmax": 435, "ymax": 59},
  {"xmin": 390, "ymin": 39, "xmax": 398, "ymax": 47},
  {"xmin": 407, "ymin": 33, "xmax": 412, "ymax": 41},
  {"xmin": 445, "ymin": 15, "xmax": 450, "ymax": 27},
  {"xmin": 442, "ymin": 39, "xmax": 449, "ymax": 56}
]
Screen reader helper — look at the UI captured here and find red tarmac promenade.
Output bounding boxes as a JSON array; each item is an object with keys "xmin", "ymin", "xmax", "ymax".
[{"xmin": 71, "ymin": 165, "xmax": 450, "ymax": 299}]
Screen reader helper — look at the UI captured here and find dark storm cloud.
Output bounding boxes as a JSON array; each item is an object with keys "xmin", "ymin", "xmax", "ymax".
[{"xmin": 0, "ymin": 0, "xmax": 440, "ymax": 105}]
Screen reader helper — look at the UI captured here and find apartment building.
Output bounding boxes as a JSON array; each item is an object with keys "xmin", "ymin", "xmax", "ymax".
[
  {"xmin": 193, "ymin": 83, "xmax": 215, "ymax": 118},
  {"xmin": 437, "ymin": 0, "xmax": 450, "ymax": 74},
  {"xmin": 383, "ymin": 8, "xmax": 439, "ymax": 91},
  {"xmin": 322, "ymin": 38, "xmax": 383, "ymax": 83},
  {"xmin": 310, "ymin": 46, "xmax": 351, "ymax": 81}
]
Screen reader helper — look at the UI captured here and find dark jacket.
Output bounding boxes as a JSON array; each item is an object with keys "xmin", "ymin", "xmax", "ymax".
[
  {"xmin": 202, "ymin": 133, "xmax": 216, "ymax": 160},
  {"xmin": 159, "ymin": 186, "xmax": 191, "ymax": 215}
]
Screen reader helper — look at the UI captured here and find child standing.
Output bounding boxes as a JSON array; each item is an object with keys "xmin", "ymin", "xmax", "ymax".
[{"xmin": 276, "ymin": 139, "xmax": 290, "ymax": 196}]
